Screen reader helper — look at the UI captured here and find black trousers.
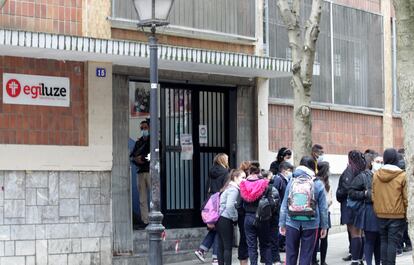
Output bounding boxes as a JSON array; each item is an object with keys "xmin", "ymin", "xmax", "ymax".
[
  {"xmin": 378, "ymin": 218, "xmax": 405, "ymax": 265},
  {"xmin": 238, "ymin": 214, "xmax": 249, "ymax": 260},
  {"xmin": 216, "ymin": 216, "xmax": 234, "ymax": 265}
]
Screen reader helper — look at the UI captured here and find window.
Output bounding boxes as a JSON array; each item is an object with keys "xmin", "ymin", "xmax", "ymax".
[
  {"xmin": 334, "ymin": 54, "xmax": 341, "ymax": 77},
  {"xmin": 286, "ymin": 47, "xmax": 292, "ymax": 60},
  {"xmin": 354, "ymin": 58, "xmax": 360, "ymax": 81}
]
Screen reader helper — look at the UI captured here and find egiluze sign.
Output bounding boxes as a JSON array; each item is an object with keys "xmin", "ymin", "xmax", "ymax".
[{"xmin": 3, "ymin": 73, "xmax": 70, "ymax": 107}]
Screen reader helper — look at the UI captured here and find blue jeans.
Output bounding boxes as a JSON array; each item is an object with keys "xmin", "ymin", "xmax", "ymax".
[
  {"xmin": 200, "ymin": 229, "xmax": 218, "ymax": 258},
  {"xmin": 244, "ymin": 213, "xmax": 272, "ymax": 265}
]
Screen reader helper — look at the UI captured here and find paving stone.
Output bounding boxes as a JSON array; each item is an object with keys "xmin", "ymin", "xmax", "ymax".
[
  {"xmin": 36, "ymin": 240, "xmax": 47, "ymax": 265},
  {"xmin": 80, "ymin": 205, "xmax": 94, "ymax": 223},
  {"xmin": 48, "ymin": 254, "xmax": 68, "ymax": 265},
  {"xmin": 59, "ymin": 199, "xmax": 79, "ymax": 217},
  {"xmin": 80, "ymin": 172, "xmax": 100, "ymax": 188},
  {"xmin": 4, "ymin": 200, "xmax": 25, "ymax": 218},
  {"xmin": 11, "ymin": 225, "xmax": 35, "ymax": 240},
  {"xmin": 15, "ymin": 240, "xmax": 35, "ymax": 256},
  {"xmin": 4, "ymin": 172, "xmax": 25, "ymax": 199},
  {"xmin": 59, "ymin": 172, "xmax": 79, "ymax": 199},
  {"xmin": 48, "ymin": 239, "xmax": 72, "ymax": 254},
  {"xmin": 5, "ymin": 240, "xmax": 14, "ymax": 256},
  {"xmin": 46, "ymin": 224, "xmax": 69, "ymax": 239},
  {"xmin": 26, "ymin": 206, "xmax": 41, "ymax": 224},
  {"xmin": 41, "ymin": 206, "xmax": 59, "ymax": 223},
  {"xmin": 37, "ymin": 188, "xmax": 49, "ymax": 206},
  {"xmin": 0, "ymin": 257, "xmax": 25, "ymax": 265},
  {"xmin": 81, "ymin": 238, "xmax": 99, "ymax": 252},
  {"xmin": 0, "ymin": 226, "xmax": 10, "ymax": 240},
  {"xmin": 26, "ymin": 172, "xmax": 48, "ymax": 188},
  {"xmin": 48, "ymin": 172, "xmax": 59, "ymax": 205}
]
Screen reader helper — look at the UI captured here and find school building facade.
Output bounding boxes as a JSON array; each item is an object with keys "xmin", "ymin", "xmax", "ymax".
[{"xmin": 0, "ymin": 0, "xmax": 401, "ymax": 264}]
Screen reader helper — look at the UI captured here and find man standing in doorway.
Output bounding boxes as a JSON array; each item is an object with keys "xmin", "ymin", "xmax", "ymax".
[{"xmin": 130, "ymin": 119, "xmax": 151, "ymax": 228}]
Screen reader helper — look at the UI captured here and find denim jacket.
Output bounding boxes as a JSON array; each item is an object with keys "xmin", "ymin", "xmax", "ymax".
[
  {"xmin": 219, "ymin": 182, "xmax": 240, "ymax": 221},
  {"xmin": 279, "ymin": 166, "xmax": 329, "ymax": 230}
]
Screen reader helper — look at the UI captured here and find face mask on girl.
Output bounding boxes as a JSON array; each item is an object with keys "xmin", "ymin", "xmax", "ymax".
[{"xmin": 141, "ymin": 130, "xmax": 149, "ymax": 137}]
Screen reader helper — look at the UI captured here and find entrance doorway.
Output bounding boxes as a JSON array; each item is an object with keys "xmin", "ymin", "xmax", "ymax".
[{"xmin": 160, "ymin": 83, "xmax": 236, "ymax": 228}]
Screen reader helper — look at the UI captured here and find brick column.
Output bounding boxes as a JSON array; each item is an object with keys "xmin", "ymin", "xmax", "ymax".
[{"xmin": 382, "ymin": 0, "xmax": 394, "ymax": 149}]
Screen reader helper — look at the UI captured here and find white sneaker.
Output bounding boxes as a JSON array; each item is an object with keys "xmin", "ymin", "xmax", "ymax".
[
  {"xmin": 212, "ymin": 258, "xmax": 218, "ymax": 265},
  {"xmin": 194, "ymin": 249, "xmax": 205, "ymax": 262}
]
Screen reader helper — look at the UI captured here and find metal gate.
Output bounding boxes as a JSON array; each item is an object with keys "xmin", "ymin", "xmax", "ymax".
[{"xmin": 160, "ymin": 83, "xmax": 234, "ymax": 228}]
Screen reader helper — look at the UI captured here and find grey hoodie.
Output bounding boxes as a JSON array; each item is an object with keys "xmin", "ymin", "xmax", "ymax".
[{"xmin": 219, "ymin": 182, "xmax": 240, "ymax": 221}]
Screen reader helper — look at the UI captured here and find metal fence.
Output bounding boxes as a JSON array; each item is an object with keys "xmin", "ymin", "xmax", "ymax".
[
  {"xmin": 268, "ymin": 0, "xmax": 384, "ymax": 109},
  {"xmin": 112, "ymin": 0, "xmax": 256, "ymax": 38}
]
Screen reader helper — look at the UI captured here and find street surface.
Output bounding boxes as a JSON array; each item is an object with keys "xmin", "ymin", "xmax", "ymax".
[{"xmin": 167, "ymin": 232, "xmax": 413, "ymax": 265}]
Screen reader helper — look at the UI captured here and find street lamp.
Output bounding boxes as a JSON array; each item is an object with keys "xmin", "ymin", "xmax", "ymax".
[{"xmin": 132, "ymin": 0, "xmax": 175, "ymax": 265}]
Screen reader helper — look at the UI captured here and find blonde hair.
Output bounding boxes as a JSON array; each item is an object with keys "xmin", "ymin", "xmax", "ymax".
[
  {"xmin": 239, "ymin": 161, "xmax": 251, "ymax": 174},
  {"xmin": 214, "ymin": 153, "xmax": 229, "ymax": 169}
]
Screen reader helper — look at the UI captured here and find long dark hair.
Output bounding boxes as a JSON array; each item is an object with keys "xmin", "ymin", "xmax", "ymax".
[
  {"xmin": 316, "ymin": 161, "xmax": 330, "ymax": 192},
  {"xmin": 277, "ymin": 147, "xmax": 292, "ymax": 163}
]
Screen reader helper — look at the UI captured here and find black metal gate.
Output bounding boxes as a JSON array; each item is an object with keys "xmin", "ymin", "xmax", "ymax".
[{"xmin": 160, "ymin": 83, "xmax": 235, "ymax": 228}]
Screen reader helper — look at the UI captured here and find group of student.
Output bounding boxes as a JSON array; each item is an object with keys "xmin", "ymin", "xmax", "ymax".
[
  {"xmin": 194, "ymin": 144, "xmax": 409, "ymax": 265},
  {"xmin": 194, "ymin": 144, "xmax": 331, "ymax": 265},
  {"xmin": 337, "ymin": 148, "xmax": 408, "ymax": 265}
]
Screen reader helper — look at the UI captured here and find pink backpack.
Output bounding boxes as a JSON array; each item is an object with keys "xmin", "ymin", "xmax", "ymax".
[{"xmin": 201, "ymin": 192, "xmax": 220, "ymax": 224}]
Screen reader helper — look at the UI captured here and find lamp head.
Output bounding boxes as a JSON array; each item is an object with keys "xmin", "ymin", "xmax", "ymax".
[{"xmin": 133, "ymin": 0, "xmax": 175, "ymax": 27}]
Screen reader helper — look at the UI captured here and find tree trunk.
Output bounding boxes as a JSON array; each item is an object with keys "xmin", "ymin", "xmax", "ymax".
[
  {"xmin": 277, "ymin": 0, "xmax": 321, "ymax": 164},
  {"xmin": 393, "ymin": 0, "xmax": 414, "ymax": 262}
]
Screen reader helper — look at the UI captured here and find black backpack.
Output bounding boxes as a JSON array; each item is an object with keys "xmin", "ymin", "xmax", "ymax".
[{"xmin": 254, "ymin": 186, "xmax": 277, "ymax": 225}]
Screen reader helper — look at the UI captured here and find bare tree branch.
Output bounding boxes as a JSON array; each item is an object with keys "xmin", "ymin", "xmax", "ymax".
[
  {"xmin": 277, "ymin": 0, "xmax": 296, "ymax": 28},
  {"xmin": 301, "ymin": 0, "xmax": 322, "ymax": 89},
  {"xmin": 277, "ymin": 0, "xmax": 302, "ymax": 74}
]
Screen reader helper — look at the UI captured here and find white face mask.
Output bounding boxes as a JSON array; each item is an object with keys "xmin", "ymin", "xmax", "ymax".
[
  {"xmin": 372, "ymin": 162, "xmax": 382, "ymax": 172},
  {"xmin": 317, "ymin": 155, "xmax": 324, "ymax": 162}
]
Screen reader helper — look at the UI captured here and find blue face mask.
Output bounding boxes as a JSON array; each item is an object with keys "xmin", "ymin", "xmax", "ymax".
[
  {"xmin": 141, "ymin": 130, "xmax": 149, "ymax": 137},
  {"xmin": 286, "ymin": 172, "xmax": 293, "ymax": 180}
]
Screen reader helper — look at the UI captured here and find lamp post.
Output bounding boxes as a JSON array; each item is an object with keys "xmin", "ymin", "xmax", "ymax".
[{"xmin": 132, "ymin": 1, "xmax": 175, "ymax": 265}]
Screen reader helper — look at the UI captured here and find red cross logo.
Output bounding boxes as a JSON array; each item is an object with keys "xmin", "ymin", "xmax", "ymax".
[{"xmin": 5, "ymin": 79, "xmax": 21, "ymax": 97}]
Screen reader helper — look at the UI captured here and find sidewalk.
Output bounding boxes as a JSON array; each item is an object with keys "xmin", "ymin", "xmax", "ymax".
[{"xmin": 166, "ymin": 232, "xmax": 413, "ymax": 265}]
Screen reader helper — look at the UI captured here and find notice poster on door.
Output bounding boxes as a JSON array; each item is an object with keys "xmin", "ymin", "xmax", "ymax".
[
  {"xmin": 199, "ymin": 125, "xmax": 208, "ymax": 144},
  {"xmin": 180, "ymin": 134, "xmax": 193, "ymax": 160}
]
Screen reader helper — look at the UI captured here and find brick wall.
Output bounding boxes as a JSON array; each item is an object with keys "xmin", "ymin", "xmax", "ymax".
[
  {"xmin": 0, "ymin": 0, "xmax": 82, "ymax": 35},
  {"xmin": 269, "ymin": 104, "xmax": 383, "ymax": 155},
  {"xmin": 393, "ymin": 117, "xmax": 404, "ymax": 149},
  {"xmin": 0, "ymin": 56, "xmax": 87, "ymax": 146},
  {"xmin": 112, "ymin": 28, "xmax": 255, "ymax": 55},
  {"xmin": 0, "ymin": 170, "xmax": 111, "ymax": 265}
]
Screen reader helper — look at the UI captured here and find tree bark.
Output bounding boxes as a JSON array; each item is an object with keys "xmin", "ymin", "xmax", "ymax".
[
  {"xmin": 393, "ymin": 0, "xmax": 414, "ymax": 262},
  {"xmin": 277, "ymin": 0, "xmax": 322, "ymax": 164}
]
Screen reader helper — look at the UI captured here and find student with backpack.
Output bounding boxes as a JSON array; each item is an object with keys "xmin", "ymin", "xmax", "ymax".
[
  {"xmin": 195, "ymin": 153, "xmax": 230, "ymax": 265},
  {"xmin": 262, "ymin": 170, "xmax": 282, "ymax": 265},
  {"xmin": 216, "ymin": 169, "xmax": 246, "ymax": 265},
  {"xmin": 273, "ymin": 161, "xmax": 294, "ymax": 253},
  {"xmin": 279, "ymin": 156, "xmax": 328, "ymax": 265},
  {"xmin": 240, "ymin": 164, "xmax": 277, "ymax": 265},
  {"xmin": 237, "ymin": 161, "xmax": 252, "ymax": 265}
]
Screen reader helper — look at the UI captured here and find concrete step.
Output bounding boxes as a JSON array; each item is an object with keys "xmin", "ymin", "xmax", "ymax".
[
  {"xmin": 133, "ymin": 227, "xmax": 206, "ymax": 254},
  {"xmin": 134, "ymin": 238, "xmax": 201, "ymax": 253},
  {"xmin": 113, "ymin": 250, "xmax": 198, "ymax": 265}
]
